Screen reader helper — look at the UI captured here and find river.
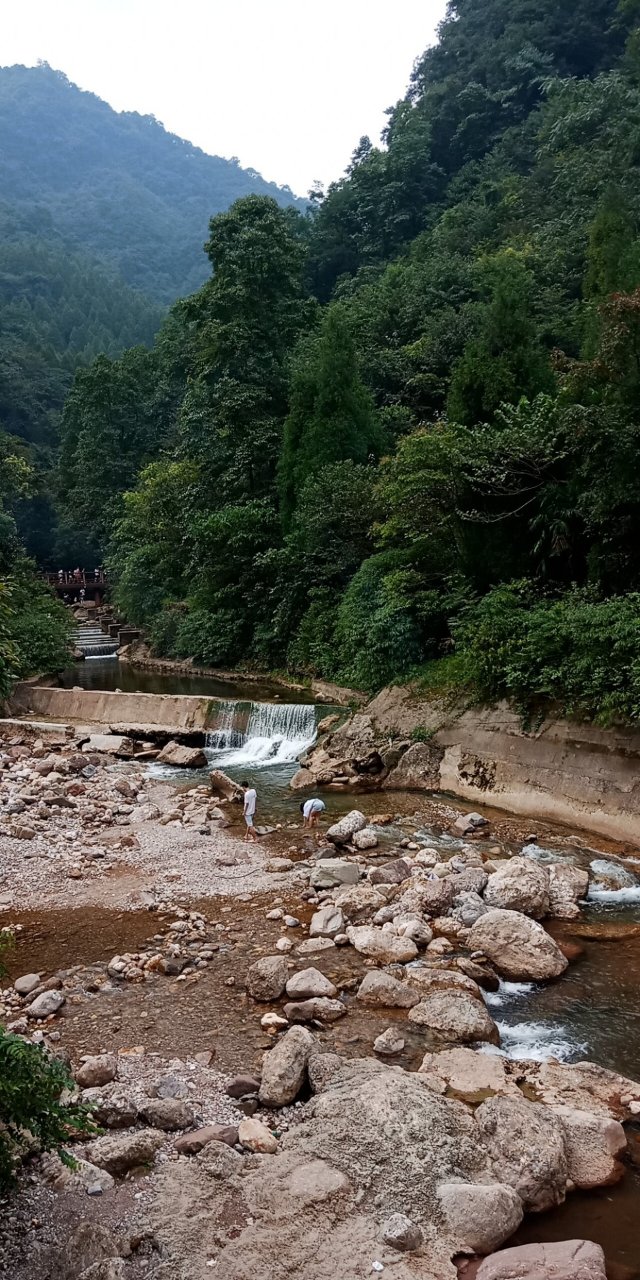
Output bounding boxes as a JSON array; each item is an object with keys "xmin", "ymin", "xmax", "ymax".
[{"xmin": 8, "ymin": 659, "xmax": 640, "ymax": 1274}]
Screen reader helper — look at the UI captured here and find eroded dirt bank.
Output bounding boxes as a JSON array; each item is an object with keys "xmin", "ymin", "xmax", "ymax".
[{"xmin": 2, "ymin": 719, "xmax": 640, "ymax": 1280}]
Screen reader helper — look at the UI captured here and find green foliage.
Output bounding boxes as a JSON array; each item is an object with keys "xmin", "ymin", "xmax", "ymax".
[
  {"xmin": 334, "ymin": 552, "xmax": 425, "ymax": 692},
  {"xmin": 454, "ymin": 583, "xmax": 640, "ymax": 724},
  {"xmin": 27, "ymin": 2, "xmax": 640, "ymax": 724},
  {"xmin": 0, "ymin": 1030, "xmax": 96, "ymax": 1187},
  {"xmin": 279, "ymin": 308, "xmax": 381, "ymax": 522}
]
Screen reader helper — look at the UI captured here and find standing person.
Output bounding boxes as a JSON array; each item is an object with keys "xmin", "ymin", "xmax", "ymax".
[
  {"xmin": 242, "ymin": 780, "xmax": 258, "ymax": 842},
  {"xmin": 301, "ymin": 797, "xmax": 326, "ymax": 828}
]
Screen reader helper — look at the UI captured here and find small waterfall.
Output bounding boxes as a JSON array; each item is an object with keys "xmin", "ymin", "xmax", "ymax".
[
  {"xmin": 204, "ymin": 701, "xmax": 244, "ymax": 751},
  {"xmin": 72, "ymin": 626, "xmax": 118, "ymax": 659},
  {"xmin": 205, "ymin": 699, "xmax": 317, "ymax": 767}
]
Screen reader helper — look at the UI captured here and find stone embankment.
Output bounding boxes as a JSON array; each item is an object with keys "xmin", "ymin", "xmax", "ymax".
[{"xmin": 294, "ymin": 686, "xmax": 640, "ymax": 845}]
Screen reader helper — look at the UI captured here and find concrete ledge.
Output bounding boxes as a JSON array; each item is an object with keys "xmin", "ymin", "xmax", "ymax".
[{"xmin": 8, "ymin": 684, "xmax": 221, "ymax": 733}]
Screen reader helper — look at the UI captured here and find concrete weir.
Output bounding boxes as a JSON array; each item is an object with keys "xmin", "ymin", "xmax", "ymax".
[{"xmin": 8, "ymin": 683, "xmax": 217, "ymax": 736}]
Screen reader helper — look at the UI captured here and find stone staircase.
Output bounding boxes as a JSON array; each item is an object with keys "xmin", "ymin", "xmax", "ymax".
[{"xmin": 72, "ymin": 624, "xmax": 119, "ymax": 658}]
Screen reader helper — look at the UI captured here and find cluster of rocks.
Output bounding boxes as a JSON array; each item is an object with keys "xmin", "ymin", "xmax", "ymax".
[
  {"xmin": 124, "ymin": 1050, "xmax": 639, "ymax": 1280},
  {"xmin": 0, "ymin": 907, "xmax": 236, "ymax": 1030},
  {"xmin": 292, "ymin": 710, "xmax": 441, "ymax": 791}
]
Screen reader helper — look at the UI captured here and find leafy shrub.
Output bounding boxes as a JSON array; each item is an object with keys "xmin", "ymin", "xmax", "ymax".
[
  {"xmin": 455, "ymin": 582, "xmax": 640, "ymax": 724},
  {"xmin": 2, "ymin": 559, "xmax": 71, "ymax": 686},
  {"xmin": 334, "ymin": 552, "xmax": 424, "ymax": 692},
  {"xmin": 174, "ymin": 607, "xmax": 245, "ymax": 668},
  {"xmin": 0, "ymin": 1030, "xmax": 96, "ymax": 1186}
]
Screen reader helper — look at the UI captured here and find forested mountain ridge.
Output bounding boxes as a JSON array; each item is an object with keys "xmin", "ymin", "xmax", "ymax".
[
  {"xmin": 10, "ymin": 0, "xmax": 640, "ymax": 726},
  {"xmin": 0, "ymin": 63, "xmax": 304, "ymax": 303}
]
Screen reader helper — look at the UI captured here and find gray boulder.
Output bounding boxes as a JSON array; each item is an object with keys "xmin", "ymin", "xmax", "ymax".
[
  {"xmin": 258, "ymin": 1026, "xmax": 315, "ymax": 1106},
  {"xmin": 156, "ymin": 741, "xmax": 207, "ymax": 769},
  {"xmin": 326, "ymin": 810, "xmax": 366, "ymax": 845},
  {"xmin": 86, "ymin": 1129, "xmax": 165, "ymax": 1176},
  {"xmin": 408, "ymin": 990, "xmax": 500, "ymax": 1045},
  {"xmin": 437, "ymin": 1182, "xmax": 523, "ymax": 1255},
  {"xmin": 75, "ymin": 1054, "xmax": 118, "ymax": 1089},
  {"xmin": 245, "ymin": 954, "xmax": 289, "ymax": 1001},
  {"xmin": 309, "ymin": 905, "xmax": 344, "ymax": 938},
  {"xmin": 139, "ymin": 1097, "xmax": 194, "ymax": 1131},
  {"xmin": 26, "ymin": 990, "xmax": 65, "ymax": 1019},
  {"xmin": 356, "ymin": 970, "xmax": 419, "ymax": 1009},
  {"xmin": 468, "ymin": 909, "xmax": 568, "ymax": 981},
  {"xmin": 347, "ymin": 925, "xmax": 418, "ymax": 965},
  {"xmin": 310, "ymin": 859, "xmax": 359, "ymax": 889},
  {"xmin": 475, "ymin": 1095, "xmax": 568, "ymax": 1212},
  {"xmin": 475, "ymin": 1240, "xmax": 607, "ymax": 1280},
  {"xmin": 284, "ymin": 998, "xmax": 347, "ymax": 1024},
  {"xmin": 484, "ymin": 857, "xmax": 550, "ymax": 918},
  {"xmin": 285, "ymin": 967, "xmax": 337, "ymax": 999}
]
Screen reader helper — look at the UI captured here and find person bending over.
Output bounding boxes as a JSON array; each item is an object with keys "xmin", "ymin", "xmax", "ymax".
[
  {"xmin": 301, "ymin": 797, "xmax": 326, "ymax": 828},
  {"xmin": 242, "ymin": 781, "xmax": 258, "ymax": 842}
]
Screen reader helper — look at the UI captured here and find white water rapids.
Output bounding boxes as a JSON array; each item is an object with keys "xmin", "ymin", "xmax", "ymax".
[{"xmin": 205, "ymin": 699, "xmax": 317, "ymax": 767}]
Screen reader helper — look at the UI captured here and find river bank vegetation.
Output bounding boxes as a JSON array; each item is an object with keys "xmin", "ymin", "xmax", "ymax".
[{"xmin": 13, "ymin": 0, "xmax": 640, "ymax": 722}]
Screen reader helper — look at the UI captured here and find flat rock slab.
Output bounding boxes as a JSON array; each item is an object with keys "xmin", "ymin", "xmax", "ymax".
[{"xmin": 475, "ymin": 1239, "xmax": 607, "ymax": 1279}]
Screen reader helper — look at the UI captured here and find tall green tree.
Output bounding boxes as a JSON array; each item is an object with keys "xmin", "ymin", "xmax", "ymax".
[{"xmin": 279, "ymin": 307, "xmax": 381, "ymax": 523}]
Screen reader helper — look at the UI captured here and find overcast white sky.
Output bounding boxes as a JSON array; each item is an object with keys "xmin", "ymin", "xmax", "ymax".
[{"xmin": 3, "ymin": 0, "xmax": 445, "ymax": 194}]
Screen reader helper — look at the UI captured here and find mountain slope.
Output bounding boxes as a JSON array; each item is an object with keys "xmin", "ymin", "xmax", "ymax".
[{"xmin": 0, "ymin": 63, "xmax": 304, "ymax": 303}]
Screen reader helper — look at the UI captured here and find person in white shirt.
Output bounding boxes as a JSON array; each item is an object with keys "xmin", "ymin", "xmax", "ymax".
[
  {"xmin": 242, "ymin": 780, "xmax": 258, "ymax": 841},
  {"xmin": 301, "ymin": 797, "xmax": 326, "ymax": 828}
]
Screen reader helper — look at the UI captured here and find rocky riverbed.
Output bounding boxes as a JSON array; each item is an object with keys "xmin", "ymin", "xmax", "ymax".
[{"xmin": 2, "ymin": 720, "xmax": 640, "ymax": 1280}]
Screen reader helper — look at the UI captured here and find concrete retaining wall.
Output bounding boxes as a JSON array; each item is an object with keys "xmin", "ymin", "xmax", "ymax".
[
  {"xmin": 8, "ymin": 684, "xmax": 219, "ymax": 733},
  {"xmin": 368, "ymin": 687, "xmax": 640, "ymax": 844}
]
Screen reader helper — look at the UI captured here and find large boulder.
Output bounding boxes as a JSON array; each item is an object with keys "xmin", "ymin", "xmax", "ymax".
[
  {"xmin": 548, "ymin": 864, "xmax": 590, "ymax": 919},
  {"xmin": 310, "ymin": 859, "xmax": 360, "ymax": 889},
  {"xmin": 347, "ymin": 925, "xmax": 418, "ymax": 965},
  {"xmin": 419, "ymin": 1047, "xmax": 520, "ymax": 1102},
  {"xmin": 86, "ymin": 1129, "xmax": 165, "ymax": 1176},
  {"xmin": 356, "ymin": 970, "xmax": 419, "ymax": 1009},
  {"xmin": 74, "ymin": 1055, "xmax": 117, "ymax": 1089},
  {"xmin": 245, "ymin": 955, "xmax": 289, "ymax": 1001},
  {"xmin": 408, "ymin": 990, "xmax": 500, "ymax": 1045},
  {"xmin": 156, "ymin": 741, "xmax": 207, "ymax": 769},
  {"xmin": 286, "ymin": 968, "xmax": 338, "ymax": 999},
  {"xmin": 474, "ymin": 1240, "xmax": 607, "ymax": 1280},
  {"xmin": 384, "ymin": 741, "xmax": 442, "ymax": 790},
  {"xmin": 332, "ymin": 882, "xmax": 385, "ymax": 921},
  {"xmin": 468, "ymin": 909, "xmax": 568, "ymax": 981},
  {"xmin": 208, "ymin": 769, "xmax": 243, "ymax": 801},
  {"xmin": 326, "ymin": 811, "xmax": 367, "ymax": 845},
  {"xmin": 369, "ymin": 859, "xmax": 412, "ymax": 886},
  {"xmin": 436, "ymin": 1182, "xmax": 523, "ymax": 1255},
  {"xmin": 309, "ymin": 905, "xmax": 345, "ymax": 938},
  {"xmin": 407, "ymin": 967, "xmax": 484, "ymax": 1002},
  {"xmin": 551, "ymin": 1105, "xmax": 626, "ymax": 1188},
  {"xmin": 395, "ymin": 879, "xmax": 457, "ymax": 918},
  {"xmin": 258, "ymin": 1026, "xmax": 315, "ymax": 1106},
  {"xmin": 484, "ymin": 857, "xmax": 550, "ymax": 918},
  {"xmin": 451, "ymin": 891, "xmax": 489, "ymax": 926},
  {"xmin": 352, "ymin": 828, "xmax": 378, "ymax": 850},
  {"xmin": 26, "ymin": 990, "xmax": 65, "ymax": 1019},
  {"xmin": 139, "ymin": 1098, "xmax": 194, "ymax": 1131},
  {"xmin": 474, "ymin": 1095, "xmax": 568, "ymax": 1212}
]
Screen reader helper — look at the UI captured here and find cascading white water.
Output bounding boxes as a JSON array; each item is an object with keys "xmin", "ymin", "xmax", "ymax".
[
  {"xmin": 204, "ymin": 700, "xmax": 243, "ymax": 750},
  {"xmin": 205, "ymin": 700, "xmax": 316, "ymax": 767}
]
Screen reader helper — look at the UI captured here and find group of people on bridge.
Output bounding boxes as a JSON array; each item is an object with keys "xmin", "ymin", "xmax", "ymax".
[{"xmin": 56, "ymin": 567, "xmax": 106, "ymax": 585}]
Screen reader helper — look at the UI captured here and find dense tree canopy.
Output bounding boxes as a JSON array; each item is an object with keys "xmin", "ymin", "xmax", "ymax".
[{"xmin": 14, "ymin": 0, "xmax": 640, "ymax": 723}]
